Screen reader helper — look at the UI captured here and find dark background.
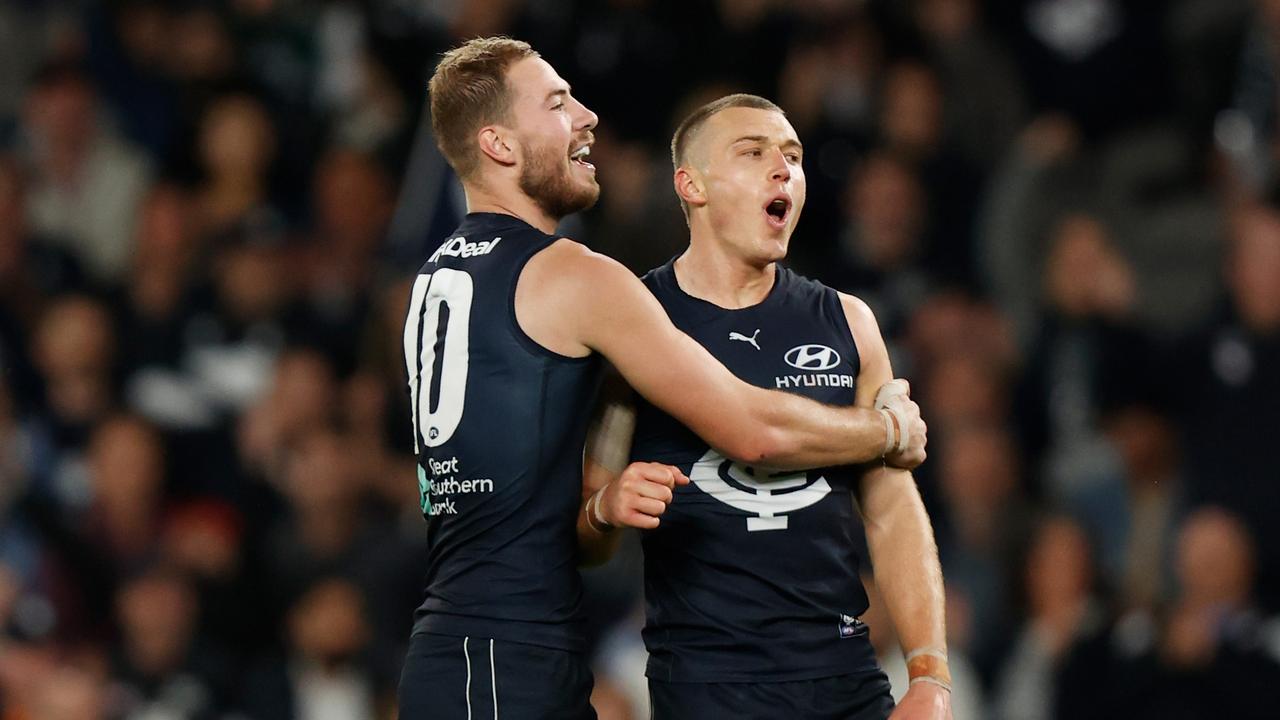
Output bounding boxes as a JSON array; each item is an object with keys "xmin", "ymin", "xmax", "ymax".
[{"xmin": 1, "ymin": 1, "xmax": 1279, "ymax": 718}]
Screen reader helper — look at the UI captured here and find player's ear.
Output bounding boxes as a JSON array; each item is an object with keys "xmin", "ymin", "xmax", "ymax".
[
  {"xmin": 477, "ymin": 125, "xmax": 518, "ymax": 167},
  {"xmin": 674, "ymin": 166, "xmax": 707, "ymax": 210}
]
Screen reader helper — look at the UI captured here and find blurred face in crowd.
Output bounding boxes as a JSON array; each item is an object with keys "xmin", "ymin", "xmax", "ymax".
[
  {"xmin": 132, "ymin": 186, "xmax": 197, "ymax": 316},
  {"xmin": 33, "ymin": 296, "xmax": 115, "ymax": 422},
  {"xmin": 923, "ymin": 355, "xmax": 1005, "ymax": 429},
  {"xmin": 215, "ymin": 240, "xmax": 289, "ymax": 322},
  {"xmin": 916, "ymin": 0, "xmax": 978, "ymax": 43},
  {"xmin": 1044, "ymin": 214, "xmax": 1134, "ymax": 319},
  {"xmin": 89, "ymin": 416, "xmax": 164, "ymax": 536},
  {"xmin": 1106, "ymin": 405, "xmax": 1177, "ymax": 484},
  {"xmin": 33, "ymin": 666, "xmax": 107, "ymax": 720},
  {"xmin": 938, "ymin": 424, "xmax": 1019, "ymax": 548},
  {"xmin": 285, "ymin": 430, "xmax": 356, "ymax": 516},
  {"xmin": 880, "ymin": 62, "xmax": 943, "ymax": 158},
  {"xmin": 1228, "ymin": 206, "xmax": 1280, "ymax": 334},
  {"xmin": 270, "ymin": 350, "xmax": 338, "ymax": 442},
  {"xmin": 1026, "ymin": 517, "xmax": 1094, "ymax": 616},
  {"xmin": 24, "ymin": 73, "xmax": 95, "ymax": 157},
  {"xmin": 314, "ymin": 149, "xmax": 392, "ymax": 252},
  {"xmin": 681, "ymin": 106, "xmax": 806, "ymax": 265},
  {"xmin": 115, "ymin": 1, "xmax": 169, "ymax": 69},
  {"xmin": 1176, "ymin": 507, "xmax": 1255, "ymax": 609},
  {"xmin": 116, "ymin": 570, "xmax": 197, "ymax": 678},
  {"xmin": 288, "ymin": 578, "xmax": 370, "ymax": 667},
  {"xmin": 199, "ymin": 95, "xmax": 276, "ymax": 180},
  {"xmin": 846, "ymin": 153, "xmax": 923, "ymax": 269},
  {"xmin": 502, "ymin": 57, "xmax": 600, "ymax": 219},
  {"xmin": 135, "ymin": 185, "xmax": 194, "ymax": 271},
  {"xmin": 171, "ymin": 7, "xmax": 236, "ymax": 82}
]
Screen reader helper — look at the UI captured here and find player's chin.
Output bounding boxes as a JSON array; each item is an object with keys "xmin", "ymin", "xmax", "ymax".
[{"xmin": 575, "ymin": 180, "xmax": 601, "ymax": 208}]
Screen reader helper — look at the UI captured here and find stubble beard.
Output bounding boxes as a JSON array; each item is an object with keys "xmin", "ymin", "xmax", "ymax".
[{"xmin": 518, "ymin": 141, "xmax": 599, "ymax": 221}]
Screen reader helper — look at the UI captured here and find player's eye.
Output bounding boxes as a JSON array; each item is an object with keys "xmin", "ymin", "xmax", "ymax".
[
  {"xmin": 551, "ymin": 102, "xmax": 565, "ymax": 111},
  {"xmin": 744, "ymin": 148, "xmax": 762, "ymax": 157},
  {"xmin": 786, "ymin": 153, "xmax": 801, "ymax": 163}
]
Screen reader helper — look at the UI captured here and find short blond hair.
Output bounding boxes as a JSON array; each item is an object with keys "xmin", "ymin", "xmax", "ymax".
[
  {"xmin": 670, "ymin": 93, "xmax": 785, "ymax": 216},
  {"xmin": 428, "ymin": 37, "xmax": 539, "ymax": 180}
]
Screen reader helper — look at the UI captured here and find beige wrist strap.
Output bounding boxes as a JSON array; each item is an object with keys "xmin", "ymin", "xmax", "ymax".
[
  {"xmin": 585, "ymin": 490, "xmax": 614, "ymax": 534},
  {"xmin": 905, "ymin": 648, "xmax": 952, "ymax": 692}
]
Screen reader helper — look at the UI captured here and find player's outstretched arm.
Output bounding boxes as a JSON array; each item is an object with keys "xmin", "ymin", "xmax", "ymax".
[
  {"xmin": 525, "ymin": 242, "xmax": 923, "ymax": 471},
  {"xmin": 841, "ymin": 293, "xmax": 950, "ymax": 720}
]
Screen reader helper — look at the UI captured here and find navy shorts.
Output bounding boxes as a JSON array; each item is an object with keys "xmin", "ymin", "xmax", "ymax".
[
  {"xmin": 398, "ymin": 632, "xmax": 596, "ymax": 720},
  {"xmin": 649, "ymin": 670, "xmax": 894, "ymax": 720}
]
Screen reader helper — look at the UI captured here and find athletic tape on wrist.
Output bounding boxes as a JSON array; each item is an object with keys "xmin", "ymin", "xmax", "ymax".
[
  {"xmin": 909, "ymin": 675, "xmax": 953, "ymax": 693},
  {"xmin": 586, "ymin": 489, "xmax": 614, "ymax": 533},
  {"xmin": 880, "ymin": 409, "xmax": 895, "ymax": 457},
  {"xmin": 906, "ymin": 650, "xmax": 952, "ymax": 690}
]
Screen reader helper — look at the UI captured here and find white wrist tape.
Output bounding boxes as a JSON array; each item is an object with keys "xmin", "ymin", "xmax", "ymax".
[
  {"xmin": 586, "ymin": 489, "xmax": 614, "ymax": 533},
  {"xmin": 880, "ymin": 409, "xmax": 896, "ymax": 456}
]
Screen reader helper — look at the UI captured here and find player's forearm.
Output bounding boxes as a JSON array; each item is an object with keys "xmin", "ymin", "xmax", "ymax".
[
  {"xmin": 740, "ymin": 389, "xmax": 890, "ymax": 470},
  {"xmin": 576, "ymin": 458, "xmax": 624, "ymax": 566},
  {"xmin": 864, "ymin": 469, "xmax": 946, "ymax": 656},
  {"xmin": 576, "ymin": 502, "xmax": 622, "ymax": 566}
]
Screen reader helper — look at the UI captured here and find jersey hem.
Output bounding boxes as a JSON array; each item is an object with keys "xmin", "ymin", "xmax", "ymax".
[
  {"xmin": 414, "ymin": 613, "xmax": 585, "ymax": 653},
  {"xmin": 644, "ymin": 659, "xmax": 883, "ymax": 684}
]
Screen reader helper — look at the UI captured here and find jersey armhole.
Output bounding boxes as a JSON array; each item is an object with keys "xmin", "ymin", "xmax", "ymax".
[
  {"xmin": 828, "ymin": 288, "xmax": 863, "ymax": 382},
  {"xmin": 506, "ymin": 238, "xmax": 596, "ymax": 364}
]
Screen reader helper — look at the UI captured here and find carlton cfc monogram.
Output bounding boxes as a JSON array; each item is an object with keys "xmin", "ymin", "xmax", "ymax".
[{"xmin": 688, "ymin": 449, "xmax": 831, "ymax": 531}]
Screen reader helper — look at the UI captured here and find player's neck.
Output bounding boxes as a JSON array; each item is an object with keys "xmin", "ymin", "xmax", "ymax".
[
  {"xmin": 674, "ymin": 238, "xmax": 776, "ymax": 310},
  {"xmin": 463, "ymin": 181, "xmax": 560, "ymax": 236}
]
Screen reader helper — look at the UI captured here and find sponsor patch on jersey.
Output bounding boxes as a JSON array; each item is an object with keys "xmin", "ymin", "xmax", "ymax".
[
  {"xmin": 775, "ymin": 373, "xmax": 855, "ymax": 389},
  {"xmin": 784, "ymin": 343, "xmax": 841, "ymax": 371},
  {"xmin": 429, "ymin": 235, "xmax": 502, "ymax": 263}
]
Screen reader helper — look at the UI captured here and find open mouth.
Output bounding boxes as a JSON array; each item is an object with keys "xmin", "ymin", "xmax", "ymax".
[
  {"xmin": 764, "ymin": 197, "xmax": 791, "ymax": 228},
  {"xmin": 570, "ymin": 144, "xmax": 594, "ymax": 172}
]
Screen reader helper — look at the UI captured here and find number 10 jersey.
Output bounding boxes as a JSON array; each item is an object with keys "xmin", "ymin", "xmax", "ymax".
[{"xmin": 402, "ymin": 212, "xmax": 602, "ymax": 652}]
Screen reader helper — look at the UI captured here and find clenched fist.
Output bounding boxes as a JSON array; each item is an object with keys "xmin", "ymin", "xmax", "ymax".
[
  {"xmin": 593, "ymin": 462, "xmax": 690, "ymax": 530},
  {"xmin": 875, "ymin": 379, "xmax": 928, "ymax": 470}
]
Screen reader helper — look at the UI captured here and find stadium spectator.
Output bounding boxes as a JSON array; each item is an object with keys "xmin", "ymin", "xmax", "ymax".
[
  {"xmin": 0, "ymin": 3, "xmax": 1277, "ymax": 717},
  {"xmin": 19, "ymin": 63, "xmax": 151, "ymax": 285},
  {"xmin": 993, "ymin": 516, "xmax": 1101, "ymax": 720}
]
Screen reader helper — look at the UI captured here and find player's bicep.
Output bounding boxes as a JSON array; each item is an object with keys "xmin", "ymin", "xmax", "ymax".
[
  {"xmin": 572, "ymin": 256, "xmax": 752, "ymax": 444},
  {"xmin": 841, "ymin": 293, "xmax": 909, "ymax": 514},
  {"xmin": 841, "ymin": 293, "xmax": 893, "ymax": 409}
]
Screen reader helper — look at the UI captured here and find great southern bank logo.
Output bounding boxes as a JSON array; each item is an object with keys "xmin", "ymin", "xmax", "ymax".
[
  {"xmin": 784, "ymin": 344, "xmax": 841, "ymax": 371},
  {"xmin": 689, "ymin": 449, "xmax": 831, "ymax": 531}
]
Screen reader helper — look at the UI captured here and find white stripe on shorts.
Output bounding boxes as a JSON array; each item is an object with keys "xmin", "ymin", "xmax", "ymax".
[
  {"xmin": 490, "ymin": 639, "xmax": 498, "ymax": 719},
  {"xmin": 463, "ymin": 636, "xmax": 473, "ymax": 720}
]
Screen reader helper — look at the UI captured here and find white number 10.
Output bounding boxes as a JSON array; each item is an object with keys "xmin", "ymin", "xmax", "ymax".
[{"xmin": 403, "ymin": 268, "xmax": 473, "ymax": 450}]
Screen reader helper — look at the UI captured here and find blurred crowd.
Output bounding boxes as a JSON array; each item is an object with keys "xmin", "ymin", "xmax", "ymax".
[{"xmin": 1, "ymin": 0, "xmax": 1280, "ymax": 718}]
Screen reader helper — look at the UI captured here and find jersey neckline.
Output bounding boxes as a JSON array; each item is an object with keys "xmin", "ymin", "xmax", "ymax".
[{"xmin": 664, "ymin": 259, "xmax": 788, "ymax": 314}]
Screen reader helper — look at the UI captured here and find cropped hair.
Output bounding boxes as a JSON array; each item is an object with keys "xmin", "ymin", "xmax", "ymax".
[{"xmin": 428, "ymin": 37, "xmax": 539, "ymax": 179}]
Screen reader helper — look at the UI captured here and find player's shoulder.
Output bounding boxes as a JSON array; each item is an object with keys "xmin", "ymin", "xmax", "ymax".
[
  {"xmin": 534, "ymin": 237, "xmax": 628, "ymax": 275},
  {"xmin": 832, "ymin": 291, "xmax": 885, "ymax": 351},
  {"xmin": 522, "ymin": 238, "xmax": 639, "ymax": 303}
]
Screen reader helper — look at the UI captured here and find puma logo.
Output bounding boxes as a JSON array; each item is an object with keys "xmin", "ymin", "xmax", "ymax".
[{"xmin": 729, "ymin": 329, "xmax": 761, "ymax": 350}]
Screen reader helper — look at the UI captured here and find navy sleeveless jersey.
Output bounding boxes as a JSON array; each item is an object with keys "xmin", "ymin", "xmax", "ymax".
[
  {"xmin": 632, "ymin": 260, "xmax": 878, "ymax": 682},
  {"xmin": 402, "ymin": 213, "xmax": 601, "ymax": 651}
]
